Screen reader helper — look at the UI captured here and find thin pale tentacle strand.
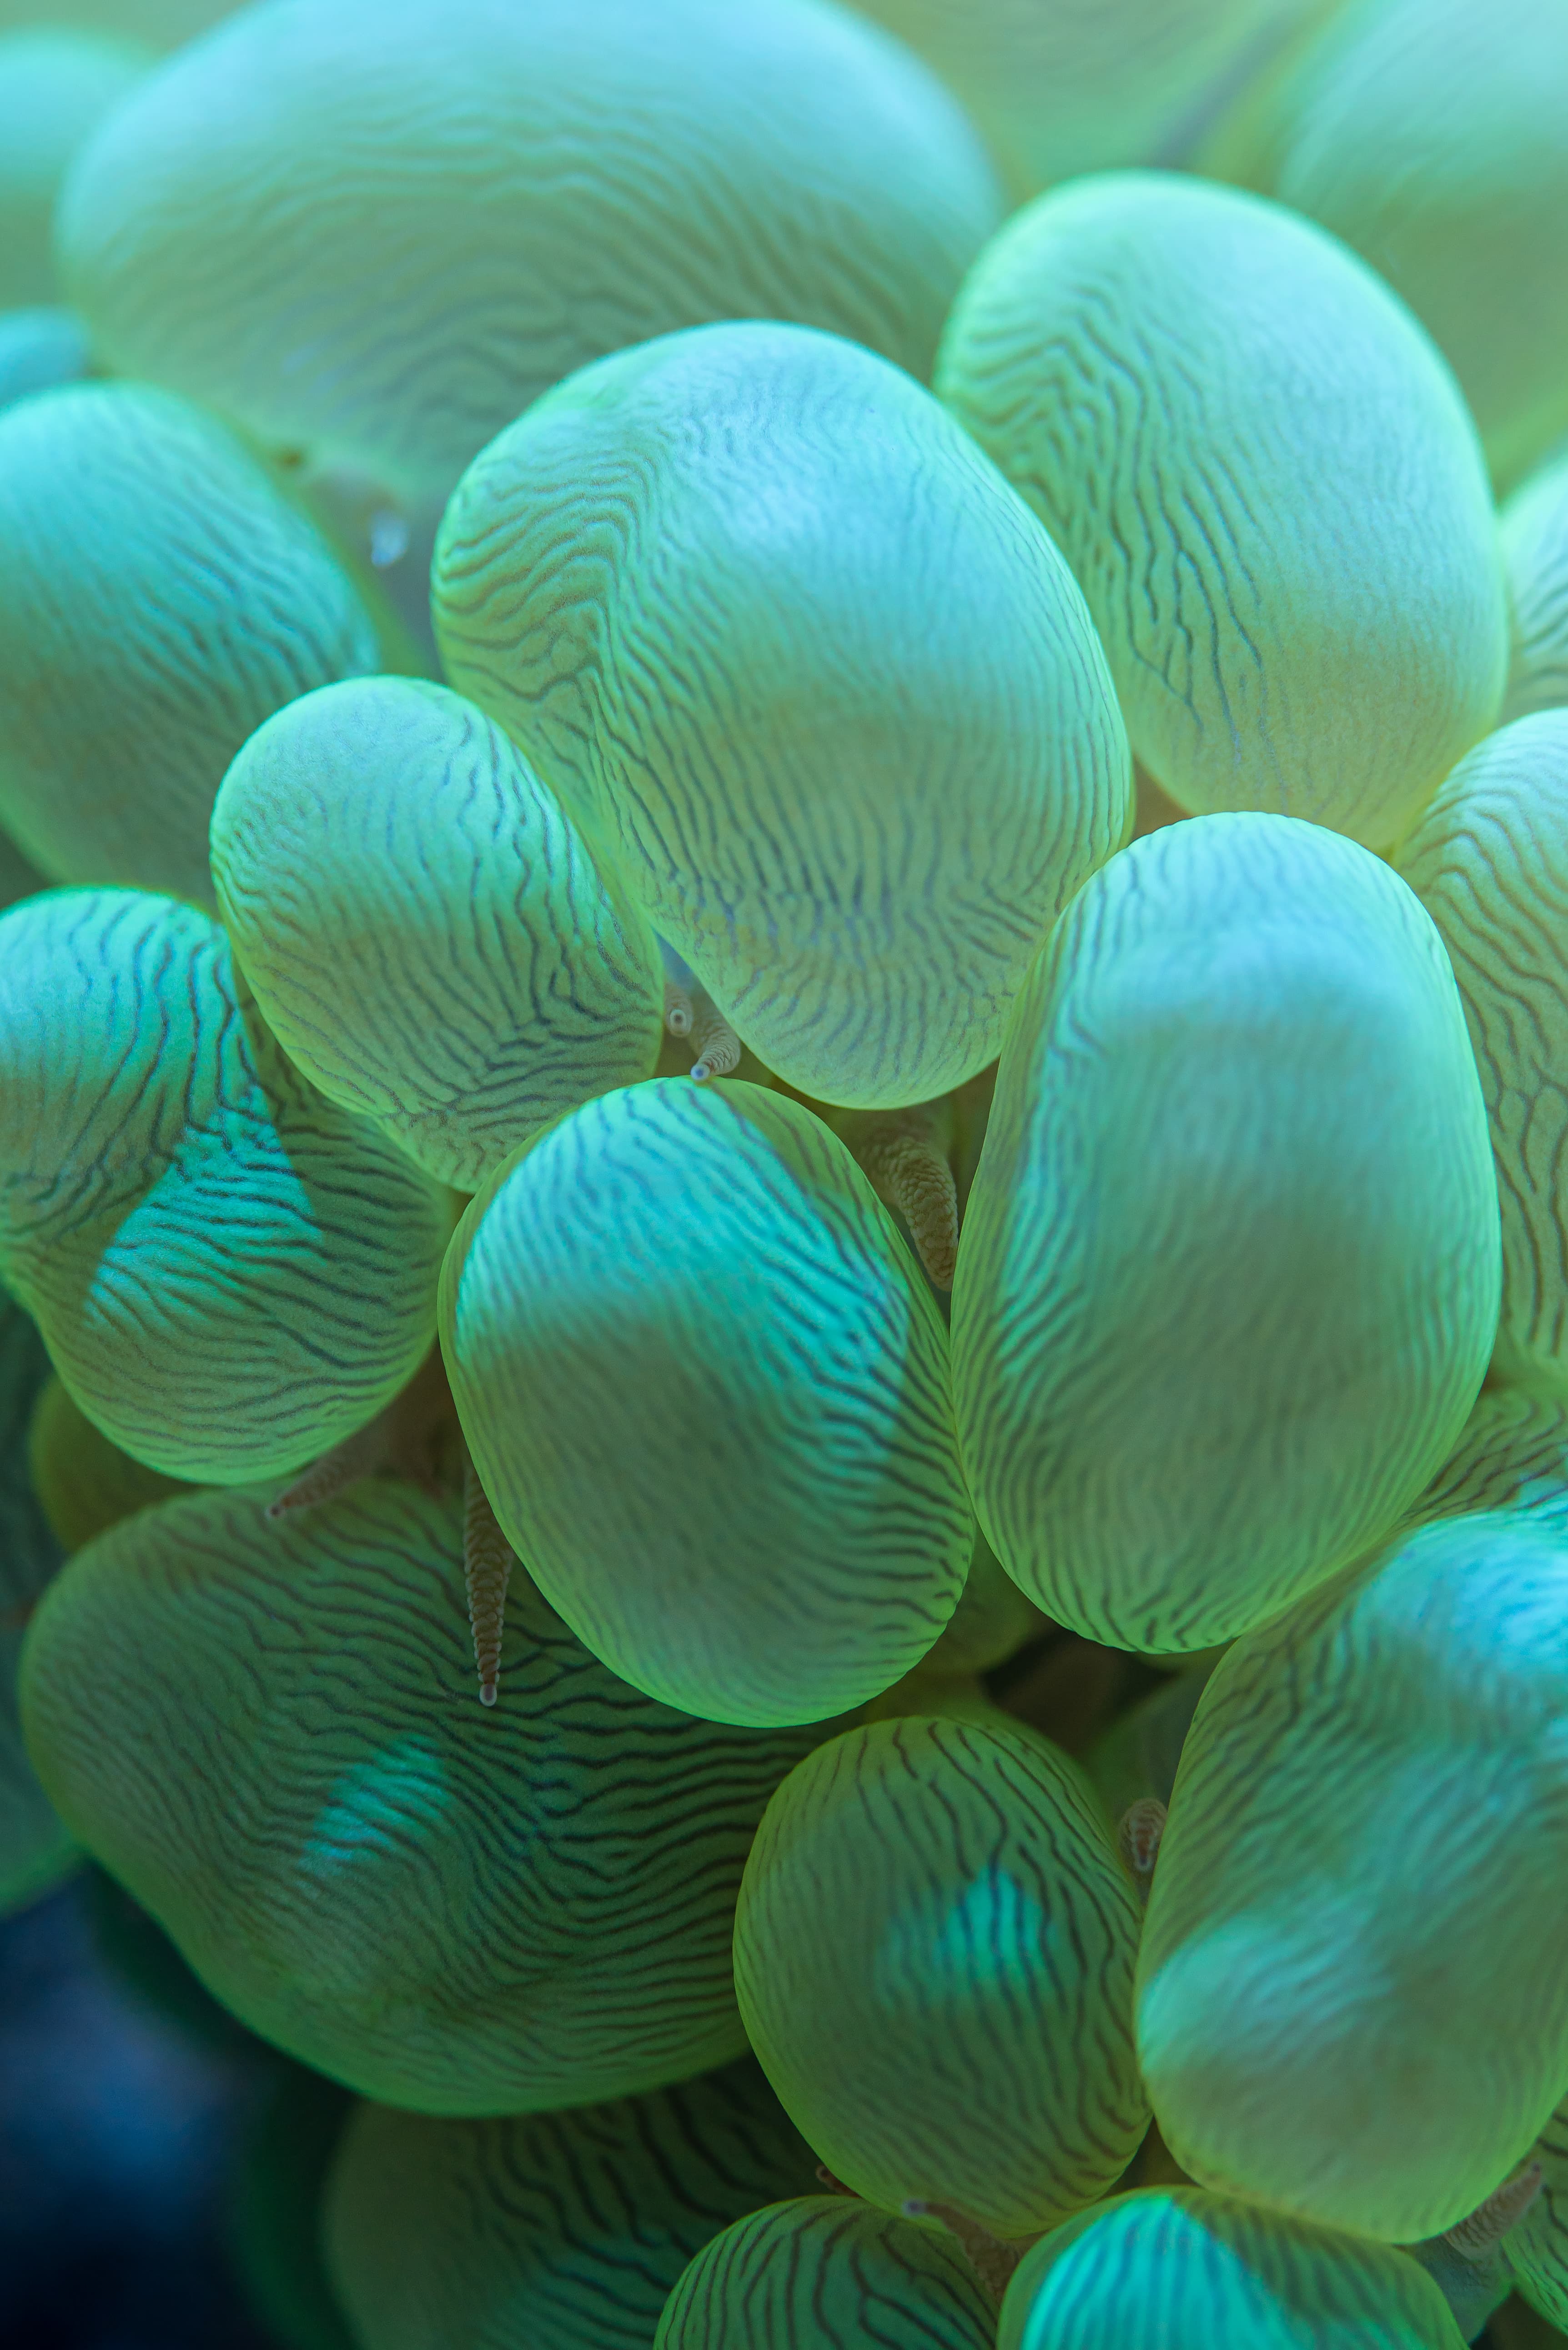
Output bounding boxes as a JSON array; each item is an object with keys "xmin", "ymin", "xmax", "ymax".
[
  {"xmin": 463, "ymin": 1455, "xmax": 514, "ymax": 1707},
  {"xmin": 663, "ymin": 977, "xmax": 694, "ymax": 1039},
  {"xmin": 265, "ymin": 1346, "xmax": 455, "ymax": 1521},
  {"xmin": 854, "ymin": 1118, "xmax": 960, "ymax": 1289},
  {"xmin": 901, "ymin": 2197, "xmax": 1035, "ymax": 2307},
  {"xmin": 1406, "ymin": 2164, "xmax": 1543, "ymax": 2341},
  {"xmin": 659, "ymin": 937, "xmax": 696, "ymax": 1038},
  {"xmin": 1442, "ymin": 2163, "xmax": 1544, "ymax": 2260},
  {"xmin": 689, "ymin": 999, "xmax": 742, "ymax": 1083},
  {"xmin": 1117, "ymin": 1797, "xmax": 1168, "ymax": 1902},
  {"xmin": 266, "ymin": 1415, "xmax": 392, "ymax": 1519}
]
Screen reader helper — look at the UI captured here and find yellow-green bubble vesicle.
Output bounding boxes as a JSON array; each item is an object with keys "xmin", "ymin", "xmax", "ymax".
[
  {"xmin": 26, "ymin": 1374, "xmax": 195, "ymax": 1555},
  {"xmin": 0, "ymin": 1293, "xmax": 73, "ymax": 1916},
  {"xmin": 1138, "ymin": 1510, "xmax": 1568, "ymax": 2240},
  {"xmin": 733, "ymin": 1715, "xmax": 1149, "ymax": 2239},
  {"xmin": 442, "ymin": 1078, "xmax": 973, "ymax": 1728},
  {"xmin": 435, "ymin": 321, "xmax": 1130, "ymax": 1108},
  {"xmin": 58, "ymin": 0, "xmax": 1000, "ymax": 505},
  {"xmin": 0, "ymin": 0, "xmax": 234, "ymax": 45},
  {"xmin": 0, "ymin": 382, "xmax": 377, "ymax": 903},
  {"xmin": 654, "ymin": 2194, "xmax": 995, "ymax": 2349},
  {"xmin": 1397, "ymin": 712, "xmax": 1568, "ymax": 1399},
  {"xmin": 1235, "ymin": 0, "xmax": 1568, "ymax": 492},
  {"xmin": 1498, "ymin": 453, "xmax": 1568, "ymax": 725},
  {"xmin": 0, "ymin": 888, "xmax": 448, "ymax": 1483},
  {"xmin": 840, "ymin": 0, "xmax": 1332, "ymax": 202},
  {"xmin": 1411, "ymin": 1386, "xmax": 1568, "ymax": 1537},
  {"xmin": 211, "ymin": 676, "xmax": 664, "ymax": 1192},
  {"xmin": 19, "ymin": 1483, "xmax": 836, "ymax": 2112},
  {"xmin": 997, "ymin": 2189, "xmax": 1464, "ymax": 2350},
  {"xmin": 0, "ymin": 305, "xmax": 89, "ymax": 409},
  {"xmin": 951, "ymin": 813, "xmax": 1501, "ymax": 1653},
  {"xmin": 1501, "ymin": 2108, "xmax": 1568, "ymax": 2333},
  {"xmin": 0, "ymin": 30, "xmax": 151, "ymax": 308},
  {"xmin": 937, "ymin": 171, "xmax": 1507, "ymax": 849},
  {"xmin": 325, "ymin": 2059, "xmax": 819, "ymax": 2350}
]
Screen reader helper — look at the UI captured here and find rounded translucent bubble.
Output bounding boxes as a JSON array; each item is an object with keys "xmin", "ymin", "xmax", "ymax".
[
  {"xmin": 0, "ymin": 829, "xmax": 46, "ymax": 916},
  {"xmin": 0, "ymin": 1292, "xmax": 73, "ymax": 1916},
  {"xmin": 938, "ymin": 171, "xmax": 1507, "ymax": 849},
  {"xmin": 654, "ymin": 2194, "xmax": 995, "ymax": 2349},
  {"xmin": 0, "ymin": 0, "xmax": 236, "ymax": 43},
  {"xmin": 26, "ymin": 1375, "xmax": 194, "ymax": 1555},
  {"xmin": 1227, "ymin": 0, "xmax": 1568, "ymax": 492},
  {"xmin": 0, "ymin": 383, "xmax": 377, "ymax": 903},
  {"xmin": 0, "ymin": 889, "xmax": 449, "ymax": 1484},
  {"xmin": 1138, "ymin": 1509, "xmax": 1568, "ymax": 2240},
  {"xmin": 839, "ymin": 0, "xmax": 1328, "ymax": 200},
  {"xmin": 0, "ymin": 30, "xmax": 152, "ymax": 308},
  {"xmin": 1411, "ymin": 1386, "xmax": 1568, "ymax": 1537},
  {"xmin": 951, "ymin": 813, "xmax": 1501, "ymax": 1653},
  {"xmin": 325, "ymin": 2058, "xmax": 819, "ymax": 2350},
  {"xmin": 0, "ymin": 306, "xmax": 89, "ymax": 410},
  {"xmin": 442, "ymin": 1078, "xmax": 973, "ymax": 1727},
  {"xmin": 1397, "ymin": 711, "xmax": 1568, "ymax": 1399},
  {"xmin": 19, "ymin": 1482, "xmax": 839, "ymax": 2112},
  {"xmin": 1497, "ymin": 452, "xmax": 1568, "ymax": 724},
  {"xmin": 1502, "ymin": 2106, "xmax": 1568, "ymax": 2333},
  {"xmin": 997, "ymin": 2189, "xmax": 1464, "ymax": 2350},
  {"xmin": 211, "ymin": 676, "xmax": 665, "ymax": 1193},
  {"xmin": 733, "ymin": 1715, "xmax": 1149, "ymax": 2239},
  {"xmin": 58, "ymin": 0, "xmax": 1000, "ymax": 504},
  {"xmin": 435, "ymin": 321, "xmax": 1129, "ymax": 1107}
]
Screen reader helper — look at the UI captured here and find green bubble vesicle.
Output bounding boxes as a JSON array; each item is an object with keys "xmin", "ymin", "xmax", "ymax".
[
  {"xmin": 952, "ymin": 812, "xmax": 1501, "ymax": 1654},
  {"xmin": 435, "ymin": 321, "xmax": 1130, "ymax": 1108}
]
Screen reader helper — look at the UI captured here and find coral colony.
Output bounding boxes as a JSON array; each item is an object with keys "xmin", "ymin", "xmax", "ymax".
[{"xmin": 5, "ymin": 0, "xmax": 1568, "ymax": 2345}]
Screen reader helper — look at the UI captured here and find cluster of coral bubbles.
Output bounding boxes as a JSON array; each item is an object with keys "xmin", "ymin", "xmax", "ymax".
[{"xmin": 7, "ymin": 0, "xmax": 1568, "ymax": 2344}]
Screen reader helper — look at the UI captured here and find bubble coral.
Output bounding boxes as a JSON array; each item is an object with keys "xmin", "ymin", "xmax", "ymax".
[
  {"xmin": 952, "ymin": 812, "xmax": 1501, "ymax": 1653},
  {"xmin": 20, "ymin": 1482, "xmax": 838, "ymax": 2112},
  {"xmin": 938, "ymin": 171, "xmax": 1507, "ymax": 849},
  {"xmin": 0, "ymin": 382, "xmax": 377, "ymax": 902},
  {"xmin": 58, "ymin": 0, "xmax": 1000, "ymax": 507},
  {"xmin": 442, "ymin": 1078, "xmax": 973, "ymax": 1727},
  {"xmin": 0, "ymin": 28, "xmax": 151, "ymax": 307},
  {"xmin": 26, "ymin": 1374, "xmax": 193, "ymax": 1555},
  {"xmin": 435, "ymin": 321, "xmax": 1129, "ymax": 1107},
  {"xmin": 734, "ymin": 1715, "xmax": 1148, "ymax": 2240},
  {"xmin": 995, "ymin": 2188, "xmax": 1466, "ymax": 2349},
  {"xmin": 841, "ymin": 0, "xmax": 1335, "ymax": 201},
  {"xmin": 1397, "ymin": 711, "xmax": 1568, "ymax": 1398},
  {"xmin": 1215, "ymin": 0, "xmax": 1568, "ymax": 492},
  {"xmin": 0, "ymin": 888, "xmax": 449, "ymax": 1482},
  {"xmin": 1413, "ymin": 1387, "xmax": 1568, "ymax": 1536},
  {"xmin": 654, "ymin": 2194, "xmax": 995, "ymax": 2348},
  {"xmin": 1138, "ymin": 1509, "xmax": 1568, "ymax": 2241},
  {"xmin": 325, "ymin": 2058, "xmax": 820, "ymax": 2350},
  {"xmin": 211, "ymin": 676, "xmax": 664, "ymax": 1192},
  {"xmin": 0, "ymin": 305, "xmax": 89, "ymax": 409}
]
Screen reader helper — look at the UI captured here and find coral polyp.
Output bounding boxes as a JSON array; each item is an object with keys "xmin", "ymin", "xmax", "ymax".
[{"xmin": 5, "ymin": 4, "xmax": 1566, "ymax": 2341}]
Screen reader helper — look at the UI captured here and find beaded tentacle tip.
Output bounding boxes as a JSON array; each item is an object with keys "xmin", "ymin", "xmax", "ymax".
[
  {"xmin": 462, "ymin": 1451, "xmax": 514, "ymax": 1709},
  {"xmin": 1117, "ymin": 1796, "xmax": 1168, "ymax": 1901},
  {"xmin": 900, "ymin": 2197, "xmax": 1036, "ymax": 2307},
  {"xmin": 850, "ymin": 1105, "xmax": 960, "ymax": 1289}
]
